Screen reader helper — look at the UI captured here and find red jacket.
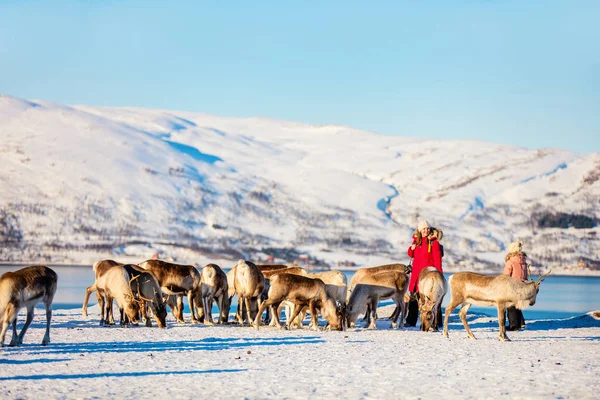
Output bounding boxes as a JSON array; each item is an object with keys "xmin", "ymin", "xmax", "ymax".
[{"xmin": 407, "ymin": 235, "xmax": 443, "ymax": 292}]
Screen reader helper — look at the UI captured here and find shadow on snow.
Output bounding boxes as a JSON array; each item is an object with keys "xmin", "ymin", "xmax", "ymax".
[
  {"xmin": 4, "ymin": 336, "xmax": 325, "ymax": 356},
  {"xmin": 0, "ymin": 369, "xmax": 247, "ymax": 381}
]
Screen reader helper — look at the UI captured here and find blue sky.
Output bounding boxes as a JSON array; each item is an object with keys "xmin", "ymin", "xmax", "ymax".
[{"xmin": 1, "ymin": 1, "xmax": 598, "ymax": 153}]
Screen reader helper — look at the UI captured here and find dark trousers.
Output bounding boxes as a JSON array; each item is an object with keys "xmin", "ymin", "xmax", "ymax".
[
  {"xmin": 506, "ymin": 306, "xmax": 525, "ymax": 330},
  {"xmin": 405, "ymin": 294, "xmax": 419, "ymax": 327}
]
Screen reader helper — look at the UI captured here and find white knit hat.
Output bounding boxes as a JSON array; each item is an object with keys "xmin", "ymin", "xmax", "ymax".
[
  {"xmin": 508, "ymin": 241, "xmax": 523, "ymax": 254},
  {"xmin": 417, "ymin": 220, "xmax": 430, "ymax": 231}
]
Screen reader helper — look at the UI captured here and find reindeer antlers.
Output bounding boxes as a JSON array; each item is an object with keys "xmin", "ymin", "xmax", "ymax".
[{"xmin": 535, "ymin": 269, "xmax": 552, "ymax": 285}]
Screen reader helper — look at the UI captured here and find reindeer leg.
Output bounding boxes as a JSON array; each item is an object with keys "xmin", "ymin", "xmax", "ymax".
[
  {"xmin": 42, "ymin": 299, "xmax": 52, "ymax": 345},
  {"xmin": 144, "ymin": 302, "xmax": 152, "ymax": 327},
  {"xmin": 434, "ymin": 302, "xmax": 442, "ymax": 332},
  {"xmin": 443, "ymin": 298, "xmax": 461, "ymax": 338},
  {"xmin": 1, "ymin": 303, "xmax": 17, "ymax": 347},
  {"xmin": 119, "ymin": 306, "xmax": 126, "ymax": 327},
  {"xmin": 203, "ymin": 296, "xmax": 214, "ymax": 325},
  {"xmin": 271, "ymin": 303, "xmax": 284, "ymax": 329},
  {"xmin": 9, "ymin": 318, "xmax": 18, "ymax": 347},
  {"xmin": 82, "ymin": 284, "xmax": 96, "ymax": 316},
  {"xmin": 368, "ymin": 298, "xmax": 378, "ymax": 329},
  {"xmin": 244, "ymin": 297, "xmax": 253, "ymax": 326},
  {"xmin": 218, "ymin": 295, "xmax": 228, "ymax": 324},
  {"xmin": 287, "ymin": 303, "xmax": 305, "ymax": 330},
  {"xmin": 253, "ymin": 299, "xmax": 270, "ymax": 329},
  {"xmin": 96, "ymin": 292, "xmax": 105, "ymax": 326},
  {"xmin": 106, "ymin": 295, "xmax": 115, "ymax": 325},
  {"xmin": 308, "ymin": 302, "xmax": 319, "ymax": 331},
  {"xmin": 16, "ymin": 306, "xmax": 35, "ymax": 345},
  {"xmin": 189, "ymin": 291, "xmax": 200, "ymax": 323},
  {"xmin": 297, "ymin": 307, "xmax": 306, "ymax": 329},
  {"xmin": 497, "ymin": 304, "xmax": 510, "ymax": 342},
  {"xmin": 390, "ymin": 296, "xmax": 401, "ymax": 329},
  {"xmin": 400, "ymin": 297, "xmax": 406, "ymax": 329},
  {"xmin": 458, "ymin": 303, "xmax": 475, "ymax": 339},
  {"xmin": 270, "ymin": 303, "xmax": 283, "ymax": 327},
  {"xmin": 175, "ymin": 295, "xmax": 184, "ymax": 323}
]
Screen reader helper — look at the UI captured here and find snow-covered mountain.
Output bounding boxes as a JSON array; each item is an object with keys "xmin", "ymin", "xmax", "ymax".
[{"xmin": 1, "ymin": 94, "xmax": 599, "ymax": 272}]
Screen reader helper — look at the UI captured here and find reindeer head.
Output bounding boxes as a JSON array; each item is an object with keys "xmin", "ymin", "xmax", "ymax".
[
  {"xmin": 526, "ymin": 265, "xmax": 551, "ymax": 306},
  {"xmin": 418, "ymin": 295, "xmax": 435, "ymax": 332},
  {"xmin": 153, "ymin": 302, "xmax": 168, "ymax": 328},
  {"xmin": 123, "ymin": 293, "xmax": 140, "ymax": 324},
  {"xmin": 322, "ymin": 298, "xmax": 344, "ymax": 331}
]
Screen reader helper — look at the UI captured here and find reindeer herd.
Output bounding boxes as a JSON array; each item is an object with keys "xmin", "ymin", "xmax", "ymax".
[{"xmin": 0, "ymin": 259, "xmax": 550, "ymax": 347}]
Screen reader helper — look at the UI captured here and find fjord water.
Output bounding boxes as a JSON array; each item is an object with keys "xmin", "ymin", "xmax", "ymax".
[{"xmin": 1, "ymin": 266, "xmax": 598, "ymax": 320}]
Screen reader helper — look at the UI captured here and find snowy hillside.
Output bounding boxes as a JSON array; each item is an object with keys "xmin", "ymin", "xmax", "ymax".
[{"xmin": 1, "ymin": 94, "xmax": 599, "ymax": 272}]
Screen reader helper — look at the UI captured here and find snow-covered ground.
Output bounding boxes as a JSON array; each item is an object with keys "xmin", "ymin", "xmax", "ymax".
[
  {"xmin": 1, "ymin": 94, "xmax": 599, "ymax": 273},
  {"xmin": 1, "ymin": 306, "xmax": 598, "ymax": 399}
]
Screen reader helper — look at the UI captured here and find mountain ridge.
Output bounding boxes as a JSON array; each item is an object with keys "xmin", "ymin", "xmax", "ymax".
[{"xmin": 1, "ymin": 94, "xmax": 598, "ymax": 273}]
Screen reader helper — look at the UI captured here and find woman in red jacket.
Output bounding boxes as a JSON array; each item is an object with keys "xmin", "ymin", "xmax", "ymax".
[{"xmin": 405, "ymin": 220, "xmax": 443, "ymax": 327}]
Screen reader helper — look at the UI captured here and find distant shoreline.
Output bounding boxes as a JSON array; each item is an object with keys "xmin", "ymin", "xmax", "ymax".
[{"xmin": 2, "ymin": 262, "xmax": 600, "ymax": 277}]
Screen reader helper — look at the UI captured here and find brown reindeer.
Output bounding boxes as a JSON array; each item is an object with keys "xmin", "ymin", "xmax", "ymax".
[
  {"xmin": 261, "ymin": 266, "xmax": 308, "ymax": 327},
  {"xmin": 253, "ymin": 274, "xmax": 343, "ymax": 331},
  {"xmin": 417, "ymin": 267, "xmax": 447, "ymax": 332},
  {"xmin": 139, "ymin": 259, "xmax": 201, "ymax": 323},
  {"xmin": 349, "ymin": 263, "xmax": 408, "ymax": 295},
  {"xmin": 443, "ymin": 270, "xmax": 550, "ymax": 341},
  {"xmin": 349, "ymin": 263, "xmax": 409, "ymax": 321},
  {"xmin": 0, "ymin": 266, "xmax": 57, "ymax": 347},
  {"xmin": 124, "ymin": 264, "xmax": 167, "ymax": 328},
  {"xmin": 346, "ymin": 270, "xmax": 408, "ymax": 329},
  {"xmin": 233, "ymin": 260, "xmax": 265, "ymax": 326},
  {"xmin": 197, "ymin": 264, "xmax": 229, "ymax": 325},
  {"xmin": 82, "ymin": 259, "xmax": 122, "ymax": 319}
]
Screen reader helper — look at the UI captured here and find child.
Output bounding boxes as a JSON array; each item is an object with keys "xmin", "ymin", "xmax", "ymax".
[{"xmin": 503, "ymin": 241, "xmax": 528, "ymax": 330}]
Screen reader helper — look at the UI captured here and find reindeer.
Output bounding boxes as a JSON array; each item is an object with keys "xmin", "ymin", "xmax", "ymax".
[
  {"xmin": 226, "ymin": 262, "xmax": 258, "ymax": 324},
  {"xmin": 348, "ymin": 263, "xmax": 408, "ymax": 295},
  {"xmin": 349, "ymin": 263, "xmax": 409, "ymax": 320},
  {"xmin": 0, "ymin": 266, "xmax": 57, "ymax": 347},
  {"xmin": 123, "ymin": 264, "xmax": 167, "ymax": 328},
  {"xmin": 139, "ymin": 260, "xmax": 201, "ymax": 323},
  {"xmin": 103, "ymin": 265, "xmax": 140, "ymax": 327},
  {"xmin": 443, "ymin": 269, "xmax": 551, "ymax": 341},
  {"xmin": 346, "ymin": 270, "xmax": 408, "ymax": 329},
  {"xmin": 253, "ymin": 274, "xmax": 343, "ymax": 331},
  {"xmin": 197, "ymin": 264, "xmax": 229, "ymax": 325},
  {"xmin": 259, "ymin": 266, "xmax": 308, "ymax": 327},
  {"xmin": 417, "ymin": 267, "xmax": 447, "ymax": 332},
  {"xmin": 82, "ymin": 259, "xmax": 122, "ymax": 319},
  {"xmin": 233, "ymin": 260, "xmax": 265, "ymax": 326}
]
